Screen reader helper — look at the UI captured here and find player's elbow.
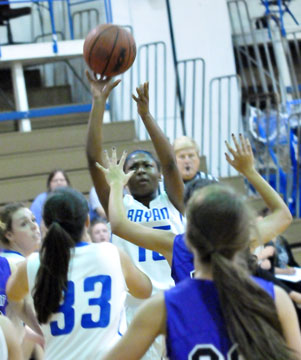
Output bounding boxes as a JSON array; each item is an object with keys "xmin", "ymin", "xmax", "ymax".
[
  {"xmin": 136, "ymin": 278, "xmax": 153, "ymax": 299},
  {"xmin": 282, "ymin": 207, "xmax": 293, "ymax": 229},
  {"xmin": 86, "ymin": 145, "xmax": 97, "ymax": 164},
  {"xmin": 111, "ymin": 219, "xmax": 126, "ymax": 237}
]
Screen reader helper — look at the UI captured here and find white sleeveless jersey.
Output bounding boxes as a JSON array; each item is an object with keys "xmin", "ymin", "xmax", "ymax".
[
  {"xmin": 0, "ymin": 250, "xmax": 24, "ymax": 264},
  {"xmin": 112, "ymin": 192, "xmax": 184, "ymax": 297},
  {"xmin": 111, "ymin": 192, "xmax": 185, "ymax": 359},
  {"xmin": 0, "ymin": 327, "xmax": 8, "ymax": 360},
  {"xmin": 27, "ymin": 242, "xmax": 127, "ymax": 360},
  {"xmin": 1, "ymin": 250, "xmax": 26, "ymax": 341}
]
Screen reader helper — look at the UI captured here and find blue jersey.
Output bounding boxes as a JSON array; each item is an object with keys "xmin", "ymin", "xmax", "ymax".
[
  {"xmin": 164, "ymin": 277, "xmax": 274, "ymax": 360},
  {"xmin": 171, "ymin": 234, "xmax": 194, "ymax": 283},
  {"xmin": 0, "ymin": 256, "xmax": 11, "ymax": 315}
]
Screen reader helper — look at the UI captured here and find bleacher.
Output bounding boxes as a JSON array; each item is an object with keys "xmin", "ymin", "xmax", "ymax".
[{"xmin": 0, "ymin": 118, "xmax": 157, "ymax": 206}]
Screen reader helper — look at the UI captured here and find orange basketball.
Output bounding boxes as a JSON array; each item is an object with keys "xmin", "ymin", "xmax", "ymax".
[{"xmin": 83, "ymin": 24, "xmax": 136, "ymax": 77}]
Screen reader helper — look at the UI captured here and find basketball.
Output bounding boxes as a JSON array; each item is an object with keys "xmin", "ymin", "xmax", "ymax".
[{"xmin": 83, "ymin": 24, "xmax": 136, "ymax": 77}]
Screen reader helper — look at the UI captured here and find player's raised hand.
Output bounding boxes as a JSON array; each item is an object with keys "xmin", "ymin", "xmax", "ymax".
[
  {"xmin": 96, "ymin": 148, "xmax": 134, "ymax": 187},
  {"xmin": 132, "ymin": 82, "xmax": 150, "ymax": 117},
  {"xmin": 86, "ymin": 70, "xmax": 121, "ymax": 100},
  {"xmin": 225, "ymin": 134, "xmax": 255, "ymax": 176}
]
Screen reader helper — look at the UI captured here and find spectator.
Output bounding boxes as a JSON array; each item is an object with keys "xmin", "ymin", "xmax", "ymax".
[
  {"xmin": 88, "ymin": 186, "xmax": 106, "ymax": 221},
  {"xmin": 173, "ymin": 136, "xmax": 217, "ymax": 187},
  {"xmin": 266, "ymin": 235, "xmax": 300, "ymax": 274},
  {"xmin": 89, "ymin": 218, "xmax": 111, "ymax": 243},
  {"xmin": 30, "ymin": 169, "xmax": 71, "ymax": 226}
]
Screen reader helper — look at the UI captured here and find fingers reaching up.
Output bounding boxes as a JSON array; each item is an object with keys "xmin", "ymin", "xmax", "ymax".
[
  {"xmin": 225, "ymin": 134, "xmax": 255, "ymax": 175},
  {"xmin": 85, "ymin": 70, "xmax": 121, "ymax": 100},
  {"xmin": 132, "ymin": 82, "xmax": 150, "ymax": 117},
  {"xmin": 96, "ymin": 148, "xmax": 134, "ymax": 187}
]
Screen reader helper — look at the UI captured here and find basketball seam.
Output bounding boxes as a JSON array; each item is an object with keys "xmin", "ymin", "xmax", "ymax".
[
  {"xmin": 88, "ymin": 25, "xmax": 115, "ymax": 71},
  {"xmin": 101, "ymin": 28, "xmax": 120, "ymax": 76}
]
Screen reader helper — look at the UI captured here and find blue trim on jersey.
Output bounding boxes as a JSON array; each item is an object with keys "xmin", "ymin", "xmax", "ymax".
[
  {"xmin": 75, "ymin": 242, "xmax": 90, "ymax": 247},
  {"xmin": 1, "ymin": 249, "xmax": 24, "ymax": 257},
  {"xmin": 117, "ymin": 308, "xmax": 125, "ymax": 337}
]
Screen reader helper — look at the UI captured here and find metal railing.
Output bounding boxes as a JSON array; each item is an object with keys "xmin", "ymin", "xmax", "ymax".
[{"xmin": 208, "ymin": 74, "xmax": 242, "ymax": 177}]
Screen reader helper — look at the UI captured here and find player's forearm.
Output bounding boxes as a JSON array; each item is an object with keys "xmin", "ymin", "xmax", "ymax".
[
  {"xmin": 86, "ymin": 98, "xmax": 106, "ymax": 164},
  {"xmin": 140, "ymin": 112, "xmax": 176, "ymax": 167},
  {"xmin": 109, "ymin": 182, "xmax": 128, "ymax": 233},
  {"xmin": 140, "ymin": 112, "xmax": 184, "ymax": 212},
  {"xmin": 244, "ymin": 168, "xmax": 292, "ymax": 222}
]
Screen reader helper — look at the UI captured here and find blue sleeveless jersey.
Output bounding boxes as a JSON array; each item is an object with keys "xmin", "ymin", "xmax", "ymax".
[
  {"xmin": 0, "ymin": 256, "xmax": 11, "ymax": 315},
  {"xmin": 171, "ymin": 234, "xmax": 194, "ymax": 283},
  {"xmin": 164, "ymin": 277, "xmax": 274, "ymax": 360}
]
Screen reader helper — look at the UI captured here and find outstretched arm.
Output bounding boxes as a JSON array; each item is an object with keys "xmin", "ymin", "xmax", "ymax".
[
  {"xmin": 118, "ymin": 248, "xmax": 152, "ymax": 299},
  {"xmin": 225, "ymin": 134, "xmax": 292, "ymax": 246},
  {"xmin": 86, "ymin": 71, "xmax": 121, "ymax": 215},
  {"xmin": 132, "ymin": 82, "xmax": 184, "ymax": 214},
  {"xmin": 96, "ymin": 149, "xmax": 175, "ymax": 265},
  {"xmin": 103, "ymin": 293, "xmax": 166, "ymax": 360}
]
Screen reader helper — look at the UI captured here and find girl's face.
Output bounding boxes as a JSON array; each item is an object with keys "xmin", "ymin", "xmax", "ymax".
[
  {"xmin": 91, "ymin": 223, "xmax": 110, "ymax": 243},
  {"xmin": 124, "ymin": 153, "xmax": 160, "ymax": 198},
  {"xmin": 6, "ymin": 208, "xmax": 41, "ymax": 256},
  {"xmin": 49, "ymin": 171, "xmax": 68, "ymax": 191}
]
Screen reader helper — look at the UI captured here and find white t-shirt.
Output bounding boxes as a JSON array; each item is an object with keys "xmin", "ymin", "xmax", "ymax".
[{"xmin": 27, "ymin": 242, "xmax": 127, "ymax": 360}]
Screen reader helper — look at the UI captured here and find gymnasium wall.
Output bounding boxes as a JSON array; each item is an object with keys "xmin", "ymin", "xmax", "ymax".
[{"xmin": 111, "ymin": 0, "xmax": 239, "ymax": 176}]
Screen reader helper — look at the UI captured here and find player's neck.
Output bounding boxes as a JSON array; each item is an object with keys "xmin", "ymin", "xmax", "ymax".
[
  {"xmin": 192, "ymin": 249, "xmax": 213, "ymax": 280},
  {"xmin": 134, "ymin": 191, "xmax": 158, "ymax": 208},
  {"xmin": 193, "ymin": 266, "xmax": 213, "ymax": 281}
]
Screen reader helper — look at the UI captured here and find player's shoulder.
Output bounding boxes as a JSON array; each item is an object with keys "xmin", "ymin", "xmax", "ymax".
[{"xmin": 87, "ymin": 241, "xmax": 119, "ymax": 256}]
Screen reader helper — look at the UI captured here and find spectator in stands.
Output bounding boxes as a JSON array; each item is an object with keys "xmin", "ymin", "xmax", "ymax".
[
  {"xmin": 89, "ymin": 218, "xmax": 111, "ymax": 243},
  {"xmin": 173, "ymin": 136, "xmax": 217, "ymax": 187},
  {"xmin": 88, "ymin": 186, "xmax": 106, "ymax": 221},
  {"xmin": 258, "ymin": 207, "xmax": 300, "ymax": 275},
  {"xmin": 30, "ymin": 169, "xmax": 71, "ymax": 226},
  {"xmin": 268, "ymin": 235, "xmax": 300, "ymax": 273}
]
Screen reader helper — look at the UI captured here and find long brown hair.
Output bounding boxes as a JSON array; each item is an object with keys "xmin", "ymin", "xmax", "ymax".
[
  {"xmin": 186, "ymin": 184, "xmax": 297, "ymax": 360},
  {"xmin": 33, "ymin": 187, "xmax": 89, "ymax": 324}
]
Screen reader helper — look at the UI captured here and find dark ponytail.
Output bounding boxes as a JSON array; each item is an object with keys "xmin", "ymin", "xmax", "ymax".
[
  {"xmin": 186, "ymin": 184, "xmax": 297, "ymax": 360},
  {"xmin": 33, "ymin": 187, "xmax": 89, "ymax": 324}
]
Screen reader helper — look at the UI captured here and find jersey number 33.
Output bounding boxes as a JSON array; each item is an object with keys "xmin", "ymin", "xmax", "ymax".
[{"xmin": 50, "ymin": 275, "xmax": 111, "ymax": 336}]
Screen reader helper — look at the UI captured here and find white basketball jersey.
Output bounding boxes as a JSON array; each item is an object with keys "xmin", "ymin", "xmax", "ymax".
[
  {"xmin": 112, "ymin": 191, "xmax": 185, "ymax": 302},
  {"xmin": 111, "ymin": 192, "xmax": 184, "ymax": 359},
  {"xmin": 0, "ymin": 327, "xmax": 8, "ymax": 360},
  {"xmin": 27, "ymin": 242, "xmax": 127, "ymax": 360},
  {"xmin": 0, "ymin": 250, "xmax": 24, "ymax": 264}
]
